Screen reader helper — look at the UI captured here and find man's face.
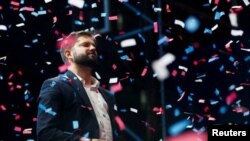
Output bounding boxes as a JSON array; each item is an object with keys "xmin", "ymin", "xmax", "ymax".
[{"xmin": 70, "ymin": 35, "xmax": 98, "ymax": 68}]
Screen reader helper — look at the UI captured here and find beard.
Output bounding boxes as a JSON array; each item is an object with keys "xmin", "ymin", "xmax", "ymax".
[{"xmin": 73, "ymin": 53, "xmax": 99, "ymax": 69}]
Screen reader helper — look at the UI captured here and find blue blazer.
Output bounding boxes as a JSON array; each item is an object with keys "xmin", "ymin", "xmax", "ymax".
[{"xmin": 37, "ymin": 70, "xmax": 120, "ymax": 141}]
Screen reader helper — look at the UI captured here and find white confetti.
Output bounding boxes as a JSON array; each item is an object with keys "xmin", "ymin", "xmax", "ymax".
[
  {"xmin": 0, "ymin": 25, "xmax": 7, "ymax": 31},
  {"xmin": 120, "ymin": 38, "xmax": 136, "ymax": 48},
  {"xmin": 68, "ymin": 0, "xmax": 85, "ymax": 9},
  {"xmin": 235, "ymin": 86, "xmax": 244, "ymax": 91},
  {"xmin": 231, "ymin": 29, "xmax": 243, "ymax": 36},
  {"xmin": 211, "ymin": 24, "xmax": 218, "ymax": 31},
  {"xmin": 174, "ymin": 19, "xmax": 185, "ymax": 28},
  {"xmin": 16, "ymin": 23, "xmax": 25, "ymax": 27},
  {"xmin": 130, "ymin": 108, "xmax": 138, "ymax": 113},
  {"xmin": 152, "ymin": 53, "xmax": 175, "ymax": 80},
  {"xmin": 44, "ymin": 0, "xmax": 52, "ymax": 3},
  {"xmin": 109, "ymin": 77, "xmax": 118, "ymax": 84},
  {"xmin": 229, "ymin": 13, "xmax": 238, "ymax": 27},
  {"xmin": 243, "ymin": 0, "xmax": 250, "ymax": 6},
  {"xmin": 178, "ymin": 65, "xmax": 188, "ymax": 72},
  {"xmin": 95, "ymin": 72, "xmax": 101, "ymax": 80}
]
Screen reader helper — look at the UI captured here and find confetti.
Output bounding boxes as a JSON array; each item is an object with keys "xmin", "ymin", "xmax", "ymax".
[
  {"xmin": 110, "ymin": 82, "xmax": 123, "ymax": 93},
  {"xmin": 120, "ymin": 38, "xmax": 137, "ymax": 48},
  {"xmin": 184, "ymin": 16, "xmax": 200, "ymax": 33},
  {"xmin": 115, "ymin": 116, "xmax": 126, "ymax": 131},
  {"xmin": 168, "ymin": 119, "xmax": 191, "ymax": 136},
  {"xmin": 68, "ymin": 0, "xmax": 85, "ymax": 9},
  {"xmin": 109, "ymin": 77, "xmax": 118, "ymax": 84},
  {"xmin": 0, "ymin": 25, "xmax": 7, "ymax": 31},
  {"xmin": 152, "ymin": 53, "xmax": 175, "ymax": 80},
  {"xmin": 174, "ymin": 19, "xmax": 185, "ymax": 28}
]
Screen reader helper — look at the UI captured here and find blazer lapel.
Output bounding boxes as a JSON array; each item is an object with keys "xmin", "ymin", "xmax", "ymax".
[{"xmin": 63, "ymin": 70, "xmax": 97, "ymax": 118}]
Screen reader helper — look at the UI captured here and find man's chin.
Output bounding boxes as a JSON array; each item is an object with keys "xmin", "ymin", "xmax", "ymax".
[{"xmin": 78, "ymin": 60, "xmax": 99, "ymax": 69}]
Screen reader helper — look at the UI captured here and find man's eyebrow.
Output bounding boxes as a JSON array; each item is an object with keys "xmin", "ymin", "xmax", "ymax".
[{"xmin": 79, "ymin": 41, "xmax": 96, "ymax": 45}]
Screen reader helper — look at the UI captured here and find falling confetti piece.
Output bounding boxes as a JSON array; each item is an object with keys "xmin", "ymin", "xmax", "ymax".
[{"xmin": 115, "ymin": 116, "xmax": 126, "ymax": 131}]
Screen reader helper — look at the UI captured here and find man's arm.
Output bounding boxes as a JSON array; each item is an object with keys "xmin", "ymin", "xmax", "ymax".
[{"xmin": 37, "ymin": 79, "xmax": 82, "ymax": 141}]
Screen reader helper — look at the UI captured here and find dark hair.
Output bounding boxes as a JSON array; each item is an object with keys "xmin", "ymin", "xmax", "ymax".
[{"xmin": 59, "ymin": 30, "xmax": 94, "ymax": 63}]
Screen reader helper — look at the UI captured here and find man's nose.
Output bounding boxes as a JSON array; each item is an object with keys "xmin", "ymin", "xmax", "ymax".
[{"xmin": 89, "ymin": 45, "xmax": 96, "ymax": 50}]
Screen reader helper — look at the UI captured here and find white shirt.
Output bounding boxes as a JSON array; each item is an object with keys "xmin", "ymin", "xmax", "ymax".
[{"xmin": 77, "ymin": 75, "xmax": 113, "ymax": 141}]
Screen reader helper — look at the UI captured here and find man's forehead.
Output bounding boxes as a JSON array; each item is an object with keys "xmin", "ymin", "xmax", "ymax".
[{"xmin": 76, "ymin": 36, "xmax": 95, "ymax": 43}]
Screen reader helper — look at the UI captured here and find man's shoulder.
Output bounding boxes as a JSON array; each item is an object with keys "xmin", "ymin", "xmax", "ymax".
[
  {"xmin": 99, "ymin": 86, "xmax": 114, "ymax": 97},
  {"xmin": 42, "ymin": 73, "xmax": 69, "ymax": 84}
]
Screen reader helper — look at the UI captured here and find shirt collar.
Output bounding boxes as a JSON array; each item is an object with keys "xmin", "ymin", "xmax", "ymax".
[{"xmin": 74, "ymin": 73, "xmax": 100, "ymax": 88}]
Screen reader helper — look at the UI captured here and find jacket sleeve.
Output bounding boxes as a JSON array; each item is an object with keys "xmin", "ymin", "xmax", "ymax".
[{"xmin": 36, "ymin": 79, "xmax": 82, "ymax": 141}]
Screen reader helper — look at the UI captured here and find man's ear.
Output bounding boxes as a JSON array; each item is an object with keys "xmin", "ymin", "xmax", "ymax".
[{"xmin": 64, "ymin": 49, "xmax": 73, "ymax": 60}]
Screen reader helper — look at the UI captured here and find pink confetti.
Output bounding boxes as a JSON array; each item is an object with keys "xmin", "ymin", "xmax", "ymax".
[
  {"xmin": 226, "ymin": 91, "xmax": 237, "ymax": 105},
  {"xmin": 16, "ymin": 84, "xmax": 22, "ymax": 89},
  {"xmin": 153, "ymin": 22, "xmax": 158, "ymax": 33},
  {"xmin": 171, "ymin": 69, "xmax": 178, "ymax": 77},
  {"xmin": 193, "ymin": 60, "xmax": 198, "ymax": 66},
  {"xmin": 198, "ymin": 99, "xmax": 205, "ymax": 103},
  {"xmin": 32, "ymin": 118, "xmax": 37, "ymax": 122},
  {"xmin": 109, "ymin": 16, "xmax": 118, "ymax": 21},
  {"xmin": 23, "ymin": 128, "xmax": 32, "ymax": 134},
  {"xmin": 167, "ymin": 131, "xmax": 207, "ymax": 141},
  {"xmin": 14, "ymin": 126, "xmax": 22, "ymax": 132},
  {"xmin": 8, "ymin": 73, "xmax": 14, "ymax": 79},
  {"xmin": 181, "ymin": 71, "xmax": 186, "ymax": 76},
  {"xmin": 79, "ymin": 11, "xmax": 84, "ymax": 21},
  {"xmin": 26, "ymin": 102, "xmax": 30, "ymax": 107},
  {"xmin": 115, "ymin": 116, "xmax": 126, "ymax": 131},
  {"xmin": 10, "ymin": 1, "xmax": 20, "ymax": 6},
  {"xmin": 166, "ymin": 4, "xmax": 171, "ymax": 13},
  {"xmin": 0, "ymin": 105, "xmax": 7, "ymax": 111},
  {"xmin": 18, "ymin": 70, "xmax": 23, "ymax": 76},
  {"xmin": 20, "ymin": 7, "xmax": 35, "ymax": 12},
  {"xmin": 53, "ymin": 16, "xmax": 57, "ymax": 23},
  {"xmin": 58, "ymin": 63, "xmax": 70, "ymax": 73},
  {"xmin": 141, "ymin": 67, "xmax": 148, "ymax": 76},
  {"xmin": 112, "ymin": 64, "xmax": 117, "ymax": 70},
  {"xmin": 232, "ymin": 106, "xmax": 249, "ymax": 113},
  {"xmin": 81, "ymin": 105, "xmax": 93, "ymax": 111},
  {"xmin": 153, "ymin": 107, "xmax": 163, "ymax": 114},
  {"xmin": 110, "ymin": 82, "xmax": 123, "ymax": 93},
  {"xmin": 214, "ymin": 0, "xmax": 220, "ymax": 5},
  {"xmin": 15, "ymin": 114, "xmax": 21, "ymax": 121}
]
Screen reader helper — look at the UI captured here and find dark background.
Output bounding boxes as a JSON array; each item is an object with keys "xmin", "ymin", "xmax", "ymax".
[{"xmin": 0, "ymin": 0, "xmax": 250, "ymax": 140}]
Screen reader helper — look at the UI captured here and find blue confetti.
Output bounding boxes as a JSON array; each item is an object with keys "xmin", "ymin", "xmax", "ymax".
[
  {"xmin": 177, "ymin": 86, "xmax": 183, "ymax": 95},
  {"xmin": 120, "ymin": 55, "xmax": 129, "ymax": 60},
  {"xmin": 204, "ymin": 28, "xmax": 212, "ymax": 34},
  {"xmin": 72, "ymin": 120, "xmax": 79, "ymax": 129},
  {"xmin": 185, "ymin": 16, "xmax": 200, "ymax": 33},
  {"xmin": 168, "ymin": 119, "xmax": 191, "ymax": 136},
  {"xmin": 157, "ymin": 36, "xmax": 168, "ymax": 46},
  {"xmin": 138, "ymin": 33, "xmax": 145, "ymax": 43},
  {"xmin": 229, "ymin": 56, "xmax": 235, "ymax": 62},
  {"xmin": 50, "ymin": 81, "xmax": 56, "ymax": 87},
  {"xmin": 214, "ymin": 88, "xmax": 220, "ymax": 96},
  {"xmin": 219, "ymin": 65, "xmax": 224, "ymax": 72},
  {"xmin": 208, "ymin": 57, "xmax": 219, "ymax": 63},
  {"xmin": 91, "ymin": 17, "xmax": 99, "ymax": 22},
  {"xmin": 185, "ymin": 45, "xmax": 194, "ymax": 54},
  {"xmin": 219, "ymin": 106, "xmax": 227, "ymax": 114},
  {"xmin": 244, "ymin": 56, "xmax": 250, "ymax": 62},
  {"xmin": 165, "ymin": 104, "xmax": 172, "ymax": 109},
  {"xmin": 82, "ymin": 132, "xmax": 90, "ymax": 138},
  {"xmin": 174, "ymin": 108, "xmax": 181, "ymax": 117},
  {"xmin": 31, "ymin": 12, "xmax": 38, "ymax": 17}
]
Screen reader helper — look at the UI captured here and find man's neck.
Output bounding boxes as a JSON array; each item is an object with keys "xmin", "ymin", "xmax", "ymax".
[{"xmin": 68, "ymin": 64, "xmax": 93, "ymax": 86}]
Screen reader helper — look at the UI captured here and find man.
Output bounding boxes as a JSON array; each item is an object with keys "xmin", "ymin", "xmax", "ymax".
[{"xmin": 37, "ymin": 30, "xmax": 122, "ymax": 141}]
